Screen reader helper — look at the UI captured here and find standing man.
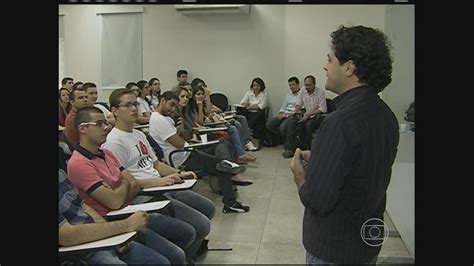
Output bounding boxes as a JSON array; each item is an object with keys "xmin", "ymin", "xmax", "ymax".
[
  {"xmin": 266, "ymin": 76, "xmax": 301, "ymax": 158},
  {"xmin": 290, "ymin": 25, "xmax": 399, "ymax": 264}
]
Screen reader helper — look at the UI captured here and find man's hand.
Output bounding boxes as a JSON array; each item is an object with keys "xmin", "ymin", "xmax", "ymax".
[
  {"xmin": 118, "ymin": 211, "xmax": 148, "ymax": 254},
  {"xmin": 294, "ymin": 105, "xmax": 302, "ymax": 113},
  {"xmin": 242, "ymin": 102, "xmax": 250, "ymax": 108},
  {"xmin": 290, "ymin": 148, "xmax": 310, "ymax": 189},
  {"xmin": 180, "ymin": 171, "xmax": 197, "ymax": 180},
  {"xmin": 212, "ymin": 105, "xmax": 222, "ymax": 113},
  {"xmin": 126, "ymin": 211, "xmax": 148, "ymax": 231},
  {"xmin": 166, "ymin": 173, "xmax": 183, "ymax": 183},
  {"xmin": 157, "ymin": 177, "xmax": 175, "ymax": 186},
  {"xmin": 277, "ymin": 112, "xmax": 286, "ymax": 120}
]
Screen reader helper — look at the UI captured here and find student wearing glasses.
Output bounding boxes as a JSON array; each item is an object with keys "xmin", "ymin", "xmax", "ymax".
[
  {"xmin": 103, "ymin": 88, "xmax": 216, "ymax": 263},
  {"xmin": 59, "ymin": 169, "xmax": 171, "ymax": 265},
  {"xmin": 67, "ymin": 106, "xmax": 195, "ymax": 264}
]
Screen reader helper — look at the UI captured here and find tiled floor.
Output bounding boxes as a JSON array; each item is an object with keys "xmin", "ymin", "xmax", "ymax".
[{"xmin": 193, "ymin": 145, "xmax": 413, "ymax": 264}]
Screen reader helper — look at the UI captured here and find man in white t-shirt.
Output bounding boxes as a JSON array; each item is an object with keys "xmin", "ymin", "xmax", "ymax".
[
  {"xmin": 150, "ymin": 91, "xmax": 250, "ymax": 214},
  {"xmin": 103, "ymin": 88, "xmax": 216, "ymax": 263}
]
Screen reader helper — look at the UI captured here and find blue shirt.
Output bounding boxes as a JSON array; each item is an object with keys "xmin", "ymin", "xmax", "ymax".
[
  {"xmin": 58, "ymin": 169, "xmax": 94, "ymax": 228},
  {"xmin": 279, "ymin": 91, "xmax": 300, "ymax": 113}
]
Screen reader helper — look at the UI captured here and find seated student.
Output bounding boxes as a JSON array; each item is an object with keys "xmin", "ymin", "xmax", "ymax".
[
  {"xmin": 59, "ymin": 88, "xmax": 72, "ymax": 127},
  {"xmin": 64, "ymin": 86, "xmax": 92, "ymax": 145},
  {"xmin": 58, "ymin": 169, "xmax": 171, "ymax": 265},
  {"xmin": 171, "ymin": 86, "xmax": 195, "ymax": 142},
  {"xmin": 190, "ymin": 84, "xmax": 256, "ymax": 164},
  {"xmin": 61, "ymin": 77, "xmax": 74, "ymax": 92},
  {"xmin": 239, "ymin": 77, "xmax": 269, "ymax": 149},
  {"xmin": 72, "ymin": 81, "xmax": 83, "ymax": 91},
  {"xmin": 126, "ymin": 82, "xmax": 150, "ymax": 124},
  {"xmin": 150, "ymin": 91, "xmax": 250, "ymax": 213},
  {"xmin": 190, "ymin": 78, "xmax": 258, "ymax": 152},
  {"xmin": 266, "ymin": 76, "xmax": 302, "ymax": 158},
  {"xmin": 67, "ymin": 106, "xmax": 195, "ymax": 264},
  {"xmin": 294, "ymin": 75, "xmax": 327, "ymax": 150},
  {"xmin": 137, "ymin": 80, "xmax": 154, "ymax": 113},
  {"xmin": 84, "ymin": 82, "xmax": 116, "ymax": 125},
  {"xmin": 148, "ymin": 77, "xmax": 161, "ymax": 108},
  {"xmin": 171, "ymin": 69, "xmax": 188, "ymax": 93},
  {"xmin": 103, "ymin": 87, "xmax": 216, "ymax": 262},
  {"xmin": 173, "ymin": 86, "xmax": 254, "ymax": 182}
]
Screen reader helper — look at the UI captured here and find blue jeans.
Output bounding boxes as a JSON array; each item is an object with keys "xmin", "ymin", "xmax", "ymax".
[
  {"xmin": 85, "ymin": 240, "xmax": 171, "ymax": 265},
  {"xmin": 119, "ymin": 240, "xmax": 171, "ymax": 264},
  {"xmin": 227, "ymin": 125, "xmax": 246, "ymax": 156},
  {"xmin": 146, "ymin": 213, "xmax": 195, "ymax": 264},
  {"xmin": 266, "ymin": 116, "xmax": 295, "ymax": 150},
  {"xmin": 306, "ymin": 251, "xmax": 378, "ymax": 264},
  {"xmin": 164, "ymin": 190, "xmax": 215, "ymax": 259},
  {"xmin": 86, "ymin": 249, "xmax": 126, "ymax": 264},
  {"xmin": 233, "ymin": 115, "xmax": 251, "ymax": 143},
  {"xmin": 302, "ymin": 116, "xmax": 324, "ymax": 150}
]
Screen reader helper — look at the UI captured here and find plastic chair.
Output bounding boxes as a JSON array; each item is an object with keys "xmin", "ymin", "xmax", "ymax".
[{"xmin": 210, "ymin": 93, "xmax": 231, "ymax": 112}]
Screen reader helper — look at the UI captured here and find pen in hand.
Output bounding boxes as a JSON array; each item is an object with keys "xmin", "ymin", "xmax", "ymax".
[{"xmin": 300, "ymin": 153, "xmax": 307, "ymax": 164}]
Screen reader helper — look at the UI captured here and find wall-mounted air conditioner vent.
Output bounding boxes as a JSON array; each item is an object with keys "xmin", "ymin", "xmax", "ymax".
[{"xmin": 174, "ymin": 5, "xmax": 250, "ymax": 16}]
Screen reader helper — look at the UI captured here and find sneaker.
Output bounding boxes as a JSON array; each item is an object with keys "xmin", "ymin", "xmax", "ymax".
[
  {"xmin": 282, "ymin": 150, "xmax": 294, "ymax": 158},
  {"xmin": 245, "ymin": 141, "xmax": 258, "ymax": 151},
  {"xmin": 222, "ymin": 201, "xmax": 250, "ymax": 213},
  {"xmin": 216, "ymin": 160, "xmax": 246, "ymax": 174}
]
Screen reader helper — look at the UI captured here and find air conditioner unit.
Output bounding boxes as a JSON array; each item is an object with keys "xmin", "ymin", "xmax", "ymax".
[{"xmin": 174, "ymin": 5, "xmax": 250, "ymax": 16}]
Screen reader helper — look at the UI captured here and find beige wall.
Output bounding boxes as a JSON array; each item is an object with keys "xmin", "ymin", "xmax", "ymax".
[
  {"xmin": 285, "ymin": 5, "xmax": 386, "ymax": 100},
  {"xmin": 59, "ymin": 4, "xmax": 411, "ymax": 118},
  {"xmin": 383, "ymin": 5, "xmax": 415, "ymax": 123},
  {"xmin": 141, "ymin": 5, "xmax": 285, "ymax": 114},
  {"xmin": 383, "ymin": 4, "xmax": 415, "ymax": 257}
]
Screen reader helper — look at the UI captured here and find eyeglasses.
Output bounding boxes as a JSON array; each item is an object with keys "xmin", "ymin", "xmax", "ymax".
[
  {"xmin": 118, "ymin": 101, "xmax": 139, "ymax": 109},
  {"xmin": 79, "ymin": 120, "xmax": 111, "ymax": 128}
]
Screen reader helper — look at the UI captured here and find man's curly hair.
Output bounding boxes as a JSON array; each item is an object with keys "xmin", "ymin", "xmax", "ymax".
[{"xmin": 331, "ymin": 25, "xmax": 393, "ymax": 93}]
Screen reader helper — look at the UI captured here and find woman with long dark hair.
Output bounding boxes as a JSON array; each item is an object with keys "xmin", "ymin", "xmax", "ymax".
[{"xmin": 58, "ymin": 88, "xmax": 72, "ymax": 126}]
